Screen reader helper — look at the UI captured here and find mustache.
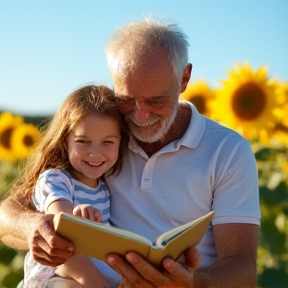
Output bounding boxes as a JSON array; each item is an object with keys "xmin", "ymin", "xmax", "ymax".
[{"xmin": 125, "ymin": 115, "xmax": 161, "ymax": 127}]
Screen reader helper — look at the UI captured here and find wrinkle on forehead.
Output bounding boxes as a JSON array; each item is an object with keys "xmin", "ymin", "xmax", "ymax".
[
  {"xmin": 112, "ymin": 47, "xmax": 174, "ymax": 77},
  {"xmin": 112, "ymin": 47, "xmax": 179, "ymax": 100}
]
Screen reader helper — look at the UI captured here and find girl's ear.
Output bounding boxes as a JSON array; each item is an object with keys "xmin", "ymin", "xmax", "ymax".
[{"xmin": 63, "ymin": 137, "xmax": 68, "ymax": 152}]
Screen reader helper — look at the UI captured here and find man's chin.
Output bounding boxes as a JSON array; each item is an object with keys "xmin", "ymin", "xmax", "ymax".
[
  {"xmin": 128, "ymin": 122, "xmax": 167, "ymax": 143},
  {"xmin": 132, "ymin": 130, "xmax": 165, "ymax": 143}
]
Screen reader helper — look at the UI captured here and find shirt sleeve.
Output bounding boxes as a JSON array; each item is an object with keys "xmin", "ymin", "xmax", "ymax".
[
  {"xmin": 212, "ymin": 139, "xmax": 261, "ymax": 225},
  {"xmin": 33, "ymin": 169, "xmax": 74, "ymax": 213}
]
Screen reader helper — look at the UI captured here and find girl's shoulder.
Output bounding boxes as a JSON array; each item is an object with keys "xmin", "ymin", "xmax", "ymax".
[
  {"xmin": 98, "ymin": 178, "xmax": 109, "ymax": 190},
  {"xmin": 38, "ymin": 169, "xmax": 73, "ymax": 187},
  {"xmin": 39, "ymin": 169, "xmax": 66, "ymax": 178}
]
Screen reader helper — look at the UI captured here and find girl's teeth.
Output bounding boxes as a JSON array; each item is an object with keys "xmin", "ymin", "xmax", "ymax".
[{"xmin": 88, "ymin": 161, "xmax": 102, "ymax": 166}]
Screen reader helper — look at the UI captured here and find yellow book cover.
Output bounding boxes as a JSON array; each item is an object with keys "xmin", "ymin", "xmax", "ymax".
[{"xmin": 53, "ymin": 211, "xmax": 214, "ymax": 268}]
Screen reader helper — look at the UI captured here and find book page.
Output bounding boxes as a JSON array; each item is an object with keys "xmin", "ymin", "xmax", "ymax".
[
  {"xmin": 55, "ymin": 213, "xmax": 152, "ymax": 246},
  {"xmin": 53, "ymin": 212, "xmax": 153, "ymax": 263},
  {"xmin": 147, "ymin": 211, "xmax": 214, "ymax": 268},
  {"xmin": 154, "ymin": 211, "xmax": 214, "ymax": 248}
]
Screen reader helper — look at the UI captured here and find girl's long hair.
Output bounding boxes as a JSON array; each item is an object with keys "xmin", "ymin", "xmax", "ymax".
[{"xmin": 12, "ymin": 85, "xmax": 129, "ymax": 209}]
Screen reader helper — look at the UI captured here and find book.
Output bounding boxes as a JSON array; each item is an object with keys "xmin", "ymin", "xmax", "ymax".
[{"xmin": 53, "ymin": 211, "xmax": 214, "ymax": 268}]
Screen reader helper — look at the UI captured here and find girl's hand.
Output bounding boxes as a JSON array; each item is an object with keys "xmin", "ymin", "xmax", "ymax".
[{"xmin": 73, "ymin": 204, "xmax": 103, "ymax": 222}]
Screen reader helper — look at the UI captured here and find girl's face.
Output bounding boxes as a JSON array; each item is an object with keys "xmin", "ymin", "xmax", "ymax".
[{"xmin": 66, "ymin": 113, "xmax": 121, "ymax": 188}]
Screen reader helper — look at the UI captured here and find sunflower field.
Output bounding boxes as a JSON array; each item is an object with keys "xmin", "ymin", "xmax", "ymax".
[{"xmin": 0, "ymin": 62, "xmax": 287, "ymax": 287}]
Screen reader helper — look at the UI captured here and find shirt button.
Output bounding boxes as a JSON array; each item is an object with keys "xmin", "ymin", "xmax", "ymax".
[{"xmin": 144, "ymin": 178, "xmax": 149, "ymax": 182}]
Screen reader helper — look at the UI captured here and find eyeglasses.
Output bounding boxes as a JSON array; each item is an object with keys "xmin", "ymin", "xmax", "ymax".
[
  {"xmin": 114, "ymin": 84, "xmax": 179, "ymax": 109},
  {"xmin": 115, "ymin": 96, "xmax": 170, "ymax": 109}
]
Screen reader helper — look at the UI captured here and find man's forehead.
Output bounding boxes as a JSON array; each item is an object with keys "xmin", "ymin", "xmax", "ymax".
[
  {"xmin": 111, "ymin": 59, "xmax": 130, "ymax": 77},
  {"xmin": 111, "ymin": 46, "xmax": 172, "ymax": 72},
  {"xmin": 113, "ymin": 82, "xmax": 177, "ymax": 99}
]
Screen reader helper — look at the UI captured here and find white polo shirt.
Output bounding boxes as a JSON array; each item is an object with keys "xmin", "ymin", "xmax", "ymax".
[{"xmin": 106, "ymin": 102, "xmax": 260, "ymax": 267}]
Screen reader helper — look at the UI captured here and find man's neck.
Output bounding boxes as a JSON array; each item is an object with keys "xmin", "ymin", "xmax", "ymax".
[{"xmin": 136, "ymin": 102, "xmax": 191, "ymax": 157}]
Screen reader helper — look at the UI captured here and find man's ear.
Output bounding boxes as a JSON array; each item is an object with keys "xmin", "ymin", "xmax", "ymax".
[{"xmin": 180, "ymin": 63, "xmax": 192, "ymax": 93}]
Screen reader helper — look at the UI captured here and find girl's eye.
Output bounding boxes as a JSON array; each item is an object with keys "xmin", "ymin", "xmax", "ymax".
[
  {"xmin": 104, "ymin": 141, "xmax": 114, "ymax": 144},
  {"xmin": 76, "ymin": 140, "xmax": 89, "ymax": 144}
]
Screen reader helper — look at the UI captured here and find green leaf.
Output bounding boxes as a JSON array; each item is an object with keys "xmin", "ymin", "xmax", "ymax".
[
  {"xmin": 2, "ymin": 267, "xmax": 24, "ymax": 288},
  {"xmin": 255, "ymin": 148, "xmax": 275, "ymax": 161},
  {"xmin": 260, "ymin": 182, "xmax": 288, "ymax": 206},
  {"xmin": 260, "ymin": 218, "xmax": 287, "ymax": 255},
  {"xmin": 257, "ymin": 267, "xmax": 288, "ymax": 287},
  {"xmin": 0, "ymin": 245, "xmax": 18, "ymax": 266}
]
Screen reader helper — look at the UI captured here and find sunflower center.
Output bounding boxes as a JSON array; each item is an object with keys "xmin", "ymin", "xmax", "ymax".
[
  {"xmin": 275, "ymin": 123, "xmax": 288, "ymax": 133},
  {"xmin": 0, "ymin": 127, "xmax": 13, "ymax": 149},
  {"xmin": 190, "ymin": 95, "xmax": 206, "ymax": 114},
  {"xmin": 22, "ymin": 135, "xmax": 34, "ymax": 147},
  {"xmin": 232, "ymin": 82, "xmax": 266, "ymax": 120}
]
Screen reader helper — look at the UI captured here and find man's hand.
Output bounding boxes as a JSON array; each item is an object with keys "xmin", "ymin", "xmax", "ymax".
[
  {"xmin": 107, "ymin": 246, "xmax": 200, "ymax": 288},
  {"xmin": 0, "ymin": 196, "xmax": 75, "ymax": 266},
  {"xmin": 28, "ymin": 213, "xmax": 75, "ymax": 267},
  {"xmin": 73, "ymin": 204, "xmax": 103, "ymax": 222}
]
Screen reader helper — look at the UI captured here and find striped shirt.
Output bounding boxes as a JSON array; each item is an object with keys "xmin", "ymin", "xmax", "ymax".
[
  {"xmin": 33, "ymin": 169, "xmax": 110, "ymax": 223},
  {"xmin": 23, "ymin": 169, "xmax": 111, "ymax": 287}
]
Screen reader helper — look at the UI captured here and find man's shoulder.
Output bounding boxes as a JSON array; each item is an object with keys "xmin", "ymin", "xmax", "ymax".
[{"xmin": 205, "ymin": 118, "xmax": 245, "ymax": 142}]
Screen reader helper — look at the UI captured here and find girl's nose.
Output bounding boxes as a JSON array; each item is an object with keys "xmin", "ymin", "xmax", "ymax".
[{"xmin": 89, "ymin": 150, "xmax": 101, "ymax": 157}]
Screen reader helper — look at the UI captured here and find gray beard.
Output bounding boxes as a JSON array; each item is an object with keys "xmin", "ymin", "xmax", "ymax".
[{"xmin": 126, "ymin": 105, "xmax": 178, "ymax": 143}]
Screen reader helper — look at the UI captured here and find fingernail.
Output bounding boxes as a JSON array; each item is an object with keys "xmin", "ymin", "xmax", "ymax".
[
  {"xmin": 68, "ymin": 246, "xmax": 74, "ymax": 251},
  {"xmin": 107, "ymin": 256, "xmax": 115, "ymax": 264},
  {"xmin": 126, "ymin": 253, "xmax": 136, "ymax": 263}
]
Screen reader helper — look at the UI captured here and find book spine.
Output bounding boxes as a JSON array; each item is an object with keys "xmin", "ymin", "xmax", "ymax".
[{"xmin": 147, "ymin": 248, "xmax": 167, "ymax": 269}]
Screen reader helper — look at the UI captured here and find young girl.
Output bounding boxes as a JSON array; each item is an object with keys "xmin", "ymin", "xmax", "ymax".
[{"xmin": 13, "ymin": 85, "xmax": 128, "ymax": 288}]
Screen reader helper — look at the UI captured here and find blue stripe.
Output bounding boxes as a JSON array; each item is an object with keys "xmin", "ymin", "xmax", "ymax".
[
  {"xmin": 102, "ymin": 207, "xmax": 110, "ymax": 215},
  {"xmin": 46, "ymin": 181, "xmax": 71, "ymax": 196},
  {"xmin": 74, "ymin": 195, "xmax": 110, "ymax": 204},
  {"xmin": 74, "ymin": 184, "xmax": 109, "ymax": 195}
]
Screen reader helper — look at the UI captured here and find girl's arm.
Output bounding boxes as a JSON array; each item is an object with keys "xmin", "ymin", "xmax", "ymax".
[
  {"xmin": 55, "ymin": 255, "xmax": 113, "ymax": 288},
  {"xmin": 47, "ymin": 200, "xmax": 112, "ymax": 288},
  {"xmin": 46, "ymin": 199, "xmax": 74, "ymax": 215}
]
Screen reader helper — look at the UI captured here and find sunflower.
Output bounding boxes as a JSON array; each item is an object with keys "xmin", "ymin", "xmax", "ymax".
[
  {"xmin": 281, "ymin": 161, "xmax": 288, "ymax": 179},
  {"xmin": 273, "ymin": 81, "xmax": 288, "ymax": 145},
  {"xmin": 0, "ymin": 112, "xmax": 24, "ymax": 162},
  {"xmin": 11, "ymin": 123, "xmax": 40, "ymax": 159},
  {"xmin": 180, "ymin": 81, "xmax": 215, "ymax": 117},
  {"xmin": 273, "ymin": 120, "xmax": 288, "ymax": 146},
  {"xmin": 210, "ymin": 62, "xmax": 280, "ymax": 143}
]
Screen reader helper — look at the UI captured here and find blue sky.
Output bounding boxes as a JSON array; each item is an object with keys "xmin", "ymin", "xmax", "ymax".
[{"xmin": 0, "ymin": 0, "xmax": 287, "ymax": 116}]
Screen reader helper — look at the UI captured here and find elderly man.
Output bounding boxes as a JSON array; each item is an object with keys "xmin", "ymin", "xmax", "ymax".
[{"xmin": 0, "ymin": 16, "xmax": 260, "ymax": 287}]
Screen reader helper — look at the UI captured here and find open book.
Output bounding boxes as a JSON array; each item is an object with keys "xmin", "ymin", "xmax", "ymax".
[{"xmin": 53, "ymin": 211, "xmax": 214, "ymax": 268}]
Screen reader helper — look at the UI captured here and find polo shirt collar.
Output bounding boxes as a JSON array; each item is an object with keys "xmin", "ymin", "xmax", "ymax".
[{"xmin": 179, "ymin": 101, "xmax": 206, "ymax": 149}]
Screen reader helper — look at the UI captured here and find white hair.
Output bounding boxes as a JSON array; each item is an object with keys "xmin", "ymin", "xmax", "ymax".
[{"xmin": 105, "ymin": 15, "xmax": 190, "ymax": 82}]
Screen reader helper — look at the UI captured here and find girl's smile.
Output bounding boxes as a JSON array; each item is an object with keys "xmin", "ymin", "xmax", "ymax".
[{"xmin": 66, "ymin": 113, "xmax": 121, "ymax": 188}]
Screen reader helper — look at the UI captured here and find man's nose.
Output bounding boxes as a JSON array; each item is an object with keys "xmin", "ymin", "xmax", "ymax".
[{"xmin": 133, "ymin": 101, "xmax": 150, "ymax": 123}]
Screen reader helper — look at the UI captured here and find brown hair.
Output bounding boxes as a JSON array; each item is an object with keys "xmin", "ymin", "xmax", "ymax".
[{"xmin": 12, "ymin": 85, "xmax": 128, "ymax": 208}]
